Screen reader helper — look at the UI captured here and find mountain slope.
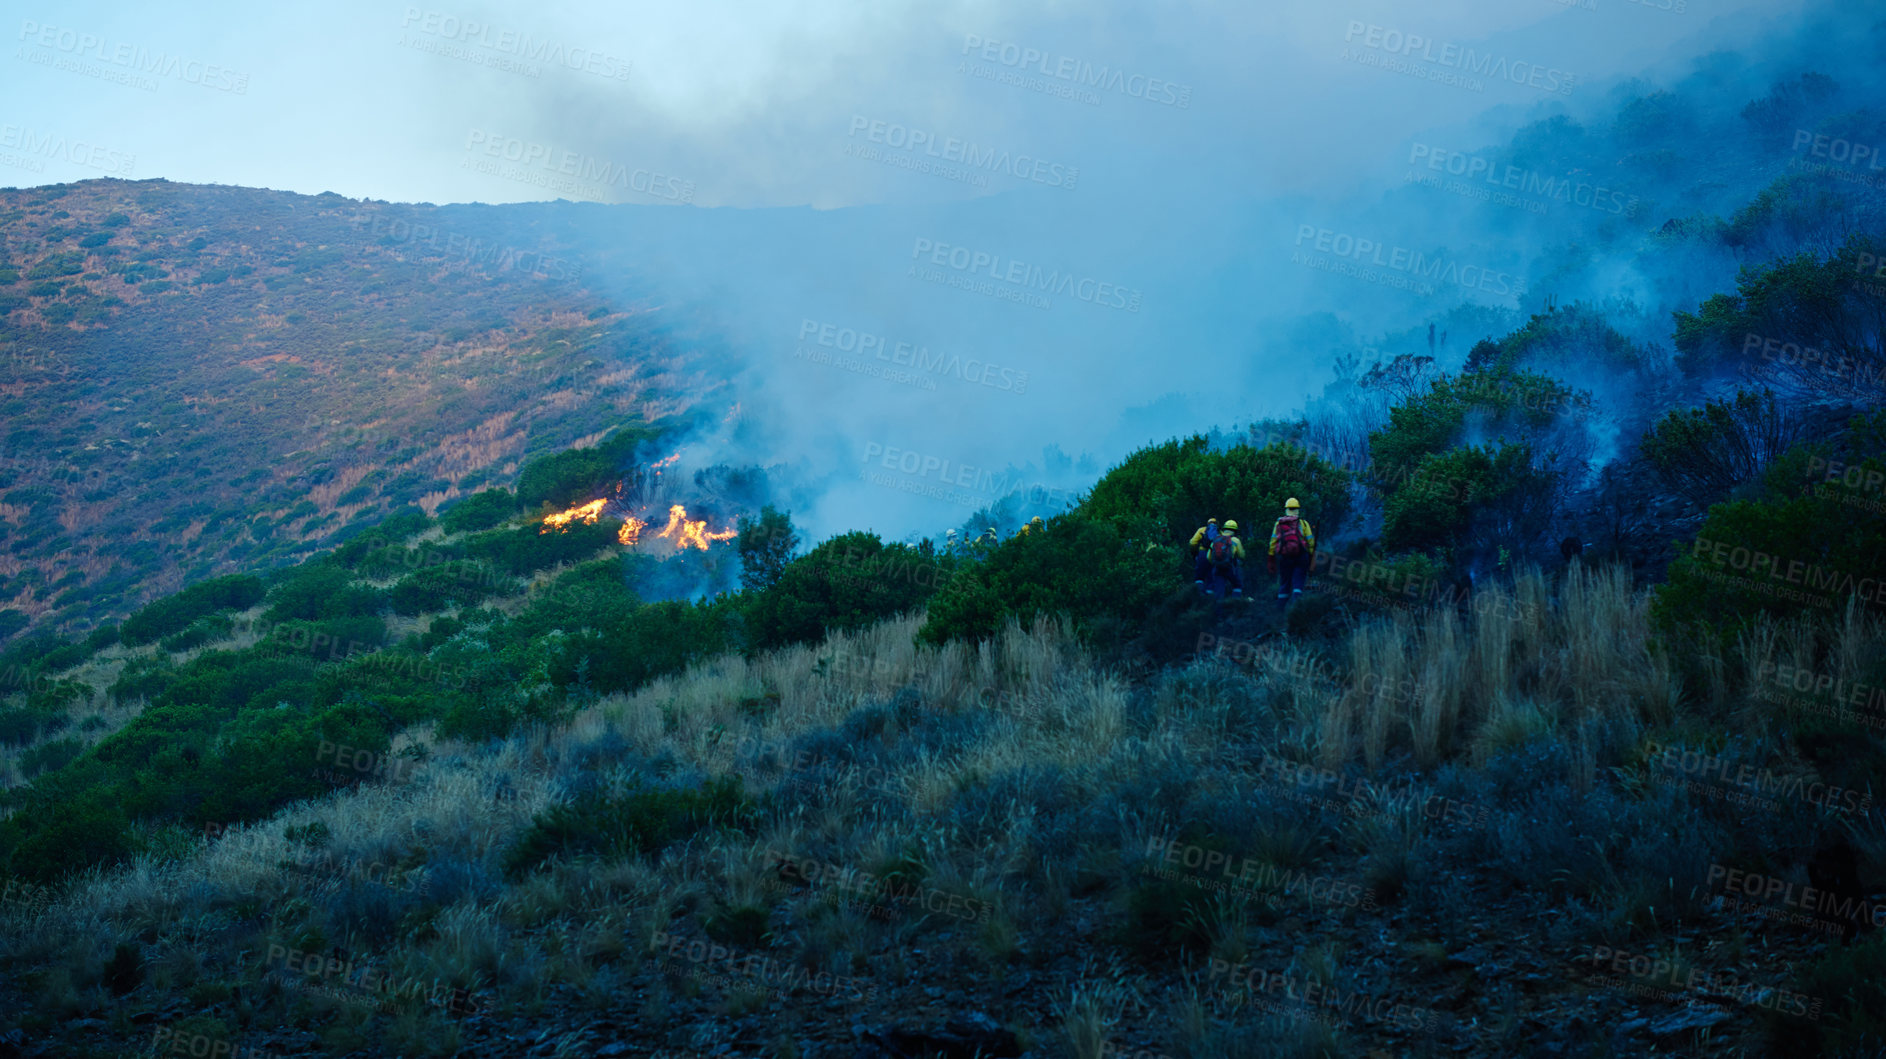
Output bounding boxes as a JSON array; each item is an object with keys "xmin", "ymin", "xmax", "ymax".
[{"xmin": 0, "ymin": 179, "xmax": 714, "ymax": 637}]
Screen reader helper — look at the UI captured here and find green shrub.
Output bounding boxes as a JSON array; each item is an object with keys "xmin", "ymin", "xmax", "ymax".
[
  {"xmin": 744, "ymin": 532, "xmax": 951, "ymax": 652},
  {"xmin": 460, "ymin": 519, "xmax": 621, "ymax": 577},
  {"xmin": 1368, "ymin": 369, "xmax": 1589, "ymax": 494},
  {"xmin": 19, "ymin": 737, "xmax": 82, "ymax": 779},
  {"xmin": 388, "ymin": 561, "xmax": 515, "ymax": 616},
  {"xmin": 1467, "ymin": 304, "xmax": 1655, "ymax": 377},
  {"xmin": 0, "ymin": 706, "xmax": 69, "ymax": 747},
  {"xmin": 1673, "ymin": 234, "xmax": 1886, "ymax": 401},
  {"xmin": 736, "ymin": 505, "xmax": 798, "ymax": 593},
  {"xmin": 160, "ymin": 613, "xmax": 235, "ymax": 653},
  {"xmin": 918, "ymin": 514, "xmax": 1169, "ymax": 647},
  {"xmin": 262, "ymin": 563, "xmax": 385, "ymax": 623},
  {"xmin": 1764, "ymin": 933, "xmax": 1886, "ymax": 1057},
  {"xmin": 1654, "ymin": 439, "xmax": 1886, "ymax": 643},
  {"xmin": 0, "ymin": 787, "xmax": 131, "ymax": 883},
  {"xmin": 1081, "ymin": 436, "xmax": 1352, "ymax": 547},
  {"xmin": 1381, "ymin": 443, "xmax": 1558, "ymax": 561},
  {"xmin": 439, "ymin": 488, "xmax": 516, "ymax": 534},
  {"xmin": 503, "ymin": 776, "xmax": 760, "ymax": 878},
  {"xmin": 515, "ymin": 421, "xmax": 663, "ymax": 509},
  {"xmin": 1641, "ymin": 389, "xmax": 1806, "ymax": 506},
  {"xmin": 119, "ymin": 574, "xmax": 264, "ymax": 646}
]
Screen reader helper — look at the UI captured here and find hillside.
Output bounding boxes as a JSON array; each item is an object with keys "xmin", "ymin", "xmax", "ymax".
[
  {"xmin": 0, "ymin": 180, "xmax": 715, "ymax": 638},
  {"xmin": 6, "ymin": 17, "xmax": 1886, "ymax": 1059}
]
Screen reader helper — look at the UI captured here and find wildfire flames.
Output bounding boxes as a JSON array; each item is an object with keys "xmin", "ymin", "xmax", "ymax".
[
  {"xmin": 539, "ymin": 498, "xmax": 607, "ymax": 533},
  {"xmin": 615, "ymin": 504, "xmax": 737, "ymax": 550},
  {"xmin": 542, "ymin": 495, "xmax": 736, "ymax": 552}
]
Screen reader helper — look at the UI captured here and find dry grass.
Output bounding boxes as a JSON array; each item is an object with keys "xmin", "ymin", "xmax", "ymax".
[
  {"xmin": 1318, "ymin": 564, "xmax": 1677, "ymax": 770},
  {"xmin": 0, "ymin": 562, "xmax": 1749, "ymax": 1053}
]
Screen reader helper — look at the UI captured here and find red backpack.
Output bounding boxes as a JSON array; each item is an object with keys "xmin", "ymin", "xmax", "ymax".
[
  {"xmin": 1208, "ymin": 534, "xmax": 1236, "ymax": 564},
  {"xmin": 1276, "ymin": 516, "xmax": 1304, "ymax": 558}
]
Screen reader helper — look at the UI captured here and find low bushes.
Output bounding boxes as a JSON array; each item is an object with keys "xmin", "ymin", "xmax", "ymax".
[{"xmin": 502, "ymin": 776, "xmax": 761, "ymax": 878}]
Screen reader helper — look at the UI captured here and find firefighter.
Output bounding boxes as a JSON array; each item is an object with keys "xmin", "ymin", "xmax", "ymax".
[
  {"xmin": 1188, "ymin": 517, "xmax": 1220, "ymax": 590},
  {"xmin": 1267, "ymin": 498, "xmax": 1315, "ymax": 603},
  {"xmin": 1203, "ymin": 519, "xmax": 1245, "ymax": 597}
]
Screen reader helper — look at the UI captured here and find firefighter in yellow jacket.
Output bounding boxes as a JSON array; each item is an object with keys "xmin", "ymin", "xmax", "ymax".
[
  {"xmin": 1187, "ymin": 517, "xmax": 1220, "ymax": 589},
  {"xmin": 1267, "ymin": 498, "xmax": 1315, "ymax": 602},
  {"xmin": 1201, "ymin": 519, "xmax": 1245, "ymax": 597}
]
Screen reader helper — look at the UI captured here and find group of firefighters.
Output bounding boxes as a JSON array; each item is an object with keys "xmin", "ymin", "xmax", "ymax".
[
  {"xmin": 1186, "ymin": 497, "xmax": 1315, "ymax": 602},
  {"xmin": 940, "ymin": 497, "xmax": 1315, "ymax": 605}
]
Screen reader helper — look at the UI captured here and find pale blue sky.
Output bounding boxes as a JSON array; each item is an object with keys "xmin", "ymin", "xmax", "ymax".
[{"xmin": 3, "ymin": 0, "xmax": 1799, "ymax": 207}]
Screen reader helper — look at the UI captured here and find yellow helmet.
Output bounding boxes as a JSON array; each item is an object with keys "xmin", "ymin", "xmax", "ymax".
[
  {"xmin": 1284, "ymin": 497, "xmax": 1301, "ymax": 511},
  {"xmin": 1222, "ymin": 519, "xmax": 1238, "ymax": 532},
  {"xmin": 1031, "ymin": 516, "xmax": 1043, "ymax": 525}
]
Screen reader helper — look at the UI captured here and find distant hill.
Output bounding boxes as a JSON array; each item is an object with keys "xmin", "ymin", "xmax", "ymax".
[{"xmin": 0, "ymin": 179, "xmax": 719, "ymax": 637}]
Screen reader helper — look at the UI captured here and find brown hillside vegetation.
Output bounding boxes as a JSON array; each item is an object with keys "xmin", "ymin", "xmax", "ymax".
[{"xmin": 0, "ymin": 179, "xmax": 712, "ymax": 638}]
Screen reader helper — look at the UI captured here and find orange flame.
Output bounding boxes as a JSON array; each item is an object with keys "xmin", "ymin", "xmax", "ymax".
[
  {"xmin": 540, "ymin": 497, "xmax": 607, "ymax": 534},
  {"xmin": 648, "ymin": 503, "xmax": 738, "ymax": 551},
  {"xmin": 618, "ymin": 516, "xmax": 647, "ymax": 546},
  {"xmin": 651, "ymin": 453, "xmax": 681, "ymax": 470}
]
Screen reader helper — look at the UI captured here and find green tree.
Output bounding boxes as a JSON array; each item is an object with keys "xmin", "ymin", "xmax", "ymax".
[
  {"xmin": 735, "ymin": 505, "xmax": 798, "ymax": 593},
  {"xmin": 1080, "ymin": 436, "xmax": 1352, "ymax": 547},
  {"xmin": 1672, "ymin": 234, "xmax": 1886, "ymax": 401},
  {"xmin": 1641, "ymin": 388, "xmax": 1806, "ymax": 507}
]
